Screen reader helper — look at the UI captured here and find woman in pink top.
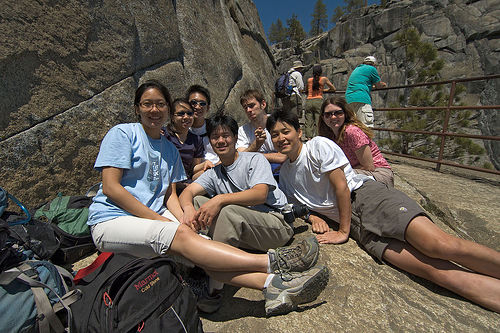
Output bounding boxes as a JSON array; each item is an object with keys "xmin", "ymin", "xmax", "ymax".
[
  {"xmin": 304, "ymin": 64, "xmax": 336, "ymax": 140},
  {"xmin": 318, "ymin": 96, "xmax": 394, "ymax": 186}
]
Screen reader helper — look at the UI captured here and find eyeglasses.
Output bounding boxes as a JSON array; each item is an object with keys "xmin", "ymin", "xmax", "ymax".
[
  {"xmin": 190, "ymin": 99, "xmax": 207, "ymax": 107},
  {"xmin": 323, "ymin": 110, "xmax": 344, "ymax": 118},
  {"xmin": 139, "ymin": 101, "xmax": 167, "ymax": 110},
  {"xmin": 174, "ymin": 111, "xmax": 194, "ymax": 117}
]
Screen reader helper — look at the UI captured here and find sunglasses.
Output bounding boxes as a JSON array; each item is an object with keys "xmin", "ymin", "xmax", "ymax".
[
  {"xmin": 174, "ymin": 111, "xmax": 194, "ymax": 117},
  {"xmin": 323, "ymin": 110, "xmax": 344, "ymax": 118},
  {"xmin": 189, "ymin": 100, "xmax": 207, "ymax": 107}
]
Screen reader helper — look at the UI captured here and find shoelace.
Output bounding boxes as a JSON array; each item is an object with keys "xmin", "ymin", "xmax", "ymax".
[{"xmin": 275, "ymin": 245, "xmax": 303, "ymax": 281}]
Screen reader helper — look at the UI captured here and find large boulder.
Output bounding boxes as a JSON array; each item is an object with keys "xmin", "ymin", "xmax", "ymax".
[{"xmin": 0, "ymin": 0, "xmax": 276, "ymax": 206}]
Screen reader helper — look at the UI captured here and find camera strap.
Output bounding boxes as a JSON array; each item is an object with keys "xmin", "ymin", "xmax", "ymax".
[{"xmin": 220, "ymin": 165, "xmax": 279, "ymax": 212}]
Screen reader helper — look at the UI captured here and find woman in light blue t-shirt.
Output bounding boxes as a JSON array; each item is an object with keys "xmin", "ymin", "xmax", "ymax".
[{"xmin": 86, "ymin": 80, "xmax": 328, "ymax": 316}]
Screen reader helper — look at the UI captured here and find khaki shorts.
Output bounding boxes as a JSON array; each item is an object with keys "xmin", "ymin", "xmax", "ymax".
[
  {"xmin": 194, "ymin": 196, "xmax": 293, "ymax": 252},
  {"xmin": 349, "ymin": 102, "xmax": 374, "ymax": 128},
  {"xmin": 350, "ymin": 180, "xmax": 429, "ymax": 261},
  {"xmin": 91, "ymin": 210, "xmax": 180, "ymax": 258}
]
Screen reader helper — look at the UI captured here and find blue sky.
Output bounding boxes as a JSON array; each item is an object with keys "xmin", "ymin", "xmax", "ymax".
[{"xmin": 253, "ymin": 0, "xmax": 379, "ymax": 39}]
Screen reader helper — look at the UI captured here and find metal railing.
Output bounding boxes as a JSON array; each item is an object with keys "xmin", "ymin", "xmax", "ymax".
[{"xmin": 333, "ymin": 74, "xmax": 500, "ymax": 176}]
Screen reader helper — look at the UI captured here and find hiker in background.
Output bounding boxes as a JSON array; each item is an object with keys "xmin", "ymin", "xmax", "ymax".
[
  {"xmin": 282, "ymin": 60, "xmax": 305, "ymax": 116},
  {"xmin": 267, "ymin": 110, "xmax": 500, "ymax": 313},
  {"xmin": 304, "ymin": 64, "xmax": 336, "ymax": 140},
  {"xmin": 186, "ymin": 85, "xmax": 219, "ymax": 165},
  {"xmin": 163, "ymin": 98, "xmax": 211, "ymax": 193},
  {"xmin": 318, "ymin": 96, "xmax": 393, "ymax": 187},
  {"xmin": 87, "ymin": 80, "xmax": 328, "ymax": 317},
  {"xmin": 237, "ymin": 89, "xmax": 287, "ymax": 177},
  {"xmin": 345, "ymin": 56, "xmax": 387, "ymax": 128}
]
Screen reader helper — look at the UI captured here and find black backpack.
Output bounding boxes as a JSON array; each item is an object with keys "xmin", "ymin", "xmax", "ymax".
[
  {"xmin": 71, "ymin": 252, "xmax": 204, "ymax": 333},
  {"xmin": 0, "ymin": 187, "xmax": 60, "ymax": 261},
  {"xmin": 1, "ymin": 187, "xmax": 95, "ymax": 265},
  {"xmin": 34, "ymin": 194, "xmax": 96, "ymax": 265}
]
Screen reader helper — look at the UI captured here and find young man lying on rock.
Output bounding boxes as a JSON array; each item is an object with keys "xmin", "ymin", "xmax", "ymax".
[{"xmin": 266, "ymin": 109, "xmax": 500, "ymax": 313}]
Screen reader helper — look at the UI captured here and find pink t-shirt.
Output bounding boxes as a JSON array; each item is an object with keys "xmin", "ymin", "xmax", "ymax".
[{"xmin": 338, "ymin": 125, "xmax": 391, "ymax": 169}]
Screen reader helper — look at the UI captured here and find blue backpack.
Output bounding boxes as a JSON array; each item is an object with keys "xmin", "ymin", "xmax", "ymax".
[
  {"xmin": 0, "ymin": 259, "xmax": 81, "ymax": 333},
  {"xmin": 275, "ymin": 72, "xmax": 293, "ymax": 98}
]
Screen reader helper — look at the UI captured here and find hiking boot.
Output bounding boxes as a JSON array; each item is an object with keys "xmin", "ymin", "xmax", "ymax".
[
  {"xmin": 264, "ymin": 265, "xmax": 329, "ymax": 316},
  {"xmin": 268, "ymin": 236, "xmax": 319, "ymax": 274}
]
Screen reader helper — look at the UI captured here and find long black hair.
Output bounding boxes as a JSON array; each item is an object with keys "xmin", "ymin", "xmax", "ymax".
[{"xmin": 312, "ymin": 64, "xmax": 322, "ymax": 91}]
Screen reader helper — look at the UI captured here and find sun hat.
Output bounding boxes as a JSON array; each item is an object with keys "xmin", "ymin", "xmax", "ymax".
[
  {"xmin": 292, "ymin": 60, "xmax": 305, "ymax": 69},
  {"xmin": 363, "ymin": 56, "xmax": 377, "ymax": 64}
]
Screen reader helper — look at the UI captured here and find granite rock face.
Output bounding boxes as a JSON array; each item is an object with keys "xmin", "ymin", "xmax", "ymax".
[
  {"xmin": 272, "ymin": 0, "xmax": 500, "ymax": 169},
  {"xmin": 0, "ymin": 0, "xmax": 276, "ymax": 205}
]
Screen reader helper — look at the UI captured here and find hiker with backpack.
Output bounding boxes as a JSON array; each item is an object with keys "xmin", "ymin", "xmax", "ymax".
[
  {"xmin": 280, "ymin": 60, "xmax": 305, "ymax": 116},
  {"xmin": 87, "ymin": 80, "xmax": 329, "ymax": 316}
]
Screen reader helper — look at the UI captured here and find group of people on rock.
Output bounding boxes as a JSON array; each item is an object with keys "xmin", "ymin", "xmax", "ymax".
[{"xmin": 87, "ymin": 56, "xmax": 500, "ymax": 318}]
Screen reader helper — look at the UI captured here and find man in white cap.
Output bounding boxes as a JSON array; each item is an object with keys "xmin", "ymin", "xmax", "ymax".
[
  {"xmin": 282, "ymin": 60, "xmax": 305, "ymax": 116},
  {"xmin": 345, "ymin": 56, "xmax": 387, "ymax": 127}
]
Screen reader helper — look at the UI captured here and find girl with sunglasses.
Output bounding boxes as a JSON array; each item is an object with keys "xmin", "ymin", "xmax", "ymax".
[
  {"xmin": 164, "ymin": 98, "xmax": 214, "ymax": 190},
  {"xmin": 318, "ymin": 96, "xmax": 394, "ymax": 187}
]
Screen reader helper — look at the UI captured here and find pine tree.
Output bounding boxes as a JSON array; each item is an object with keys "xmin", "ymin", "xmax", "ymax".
[
  {"xmin": 331, "ymin": 0, "xmax": 366, "ymax": 24},
  {"xmin": 344, "ymin": 0, "xmax": 365, "ymax": 13},
  {"xmin": 331, "ymin": 6, "xmax": 344, "ymax": 24},
  {"xmin": 378, "ymin": 26, "xmax": 485, "ymax": 165},
  {"xmin": 268, "ymin": 18, "xmax": 287, "ymax": 44},
  {"xmin": 310, "ymin": 0, "xmax": 328, "ymax": 36},
  {"xmin": 287, "ymin": 14, "xmax": 306, "ymax": 50}
]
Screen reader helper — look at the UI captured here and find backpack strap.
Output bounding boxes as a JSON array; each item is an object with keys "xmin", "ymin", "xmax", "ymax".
[
  {"xmin": 2, "ymin": 264, "xmax": 70, "ymax": 333},
  {"xmin": 73, "ymin": 252, "xmax": 113, "ymax": 284},
  {"xmin": 31, "ymin": 285, "xmax": 66, "ymax": 333},
  {"xmin": 55, "ymin": 264, "xmax": 75, "ymax": 290}
]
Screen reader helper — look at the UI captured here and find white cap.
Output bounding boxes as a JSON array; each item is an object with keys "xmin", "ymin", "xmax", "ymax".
[{"xmin": 364, "ymin": 56, "xmax": 377, "ymax": 64}]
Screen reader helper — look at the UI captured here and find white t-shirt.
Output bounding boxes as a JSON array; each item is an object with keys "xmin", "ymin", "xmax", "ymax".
[
  {"xmin": 236, "ymin": 122, "xmax": 277, "ymax": 153},
  {"xmin": 189, "ymin": 123, "xmax": 219, "ymax": 164},
  {"xmin": 288, "ymin": 69, "xmax": 304, "ymax": 96},
  {"xmin": 279, "ymin": 137, "xmax": 369, "ymax": 221}
]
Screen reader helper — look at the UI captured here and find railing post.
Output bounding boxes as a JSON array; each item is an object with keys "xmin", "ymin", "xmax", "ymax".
[{"xmin": 436, "ymin": 81, "xmax": 456, "ymax": 172}]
